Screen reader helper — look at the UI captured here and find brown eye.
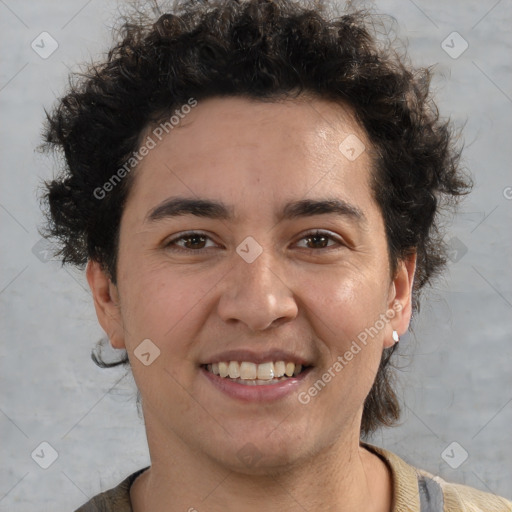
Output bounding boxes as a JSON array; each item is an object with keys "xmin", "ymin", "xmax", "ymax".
[
  {"xmin": 296, "ymin": 230, "xmax": 344, "ymax": 250},
  {"xmin": 165, "ymin": 231, "xmax": 217, "ymax": 252}
]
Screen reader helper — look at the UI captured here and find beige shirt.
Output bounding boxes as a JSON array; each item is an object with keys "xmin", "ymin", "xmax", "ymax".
[{"xmin": 75, "ymin": 443, "xmax": 512, "ymax": 511}]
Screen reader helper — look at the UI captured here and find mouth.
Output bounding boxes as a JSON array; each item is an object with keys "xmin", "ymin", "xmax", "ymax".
[{"xmin": 201, "ymin": 360, "xmax": 312, "ymax": 386}]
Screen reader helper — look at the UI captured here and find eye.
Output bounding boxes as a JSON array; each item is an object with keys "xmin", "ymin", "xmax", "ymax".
[
  {"xmin": 164, "ymin": 229, "xmax": 345, "ymax": 253},
  {"xmin": 164, "ymin": 231, "xmax": 218, "ymax": 252},
  {"xmin": 295, "ymin": 230, "xmax": 344, "ymax": 250}
]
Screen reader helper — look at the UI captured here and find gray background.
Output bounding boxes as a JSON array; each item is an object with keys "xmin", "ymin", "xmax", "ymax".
[{"xmin": 1, "ymin": 0, "xmax": 511, "ymax": 510}]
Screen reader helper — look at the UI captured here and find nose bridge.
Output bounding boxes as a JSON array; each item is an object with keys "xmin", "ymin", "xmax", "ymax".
[
  {"xmin": 237, "ymin": 243, "xmax": 279, "ymax": 292},
  {"xmin": 233, "ymin": 240, "xmax": 283, "ymax": 302},
  {"xmin": 217, "ymin": 240, "xmax": 297, "ymax": 330}
]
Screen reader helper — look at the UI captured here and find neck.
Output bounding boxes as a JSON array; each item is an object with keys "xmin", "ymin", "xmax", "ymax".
[{"xmin": 131, "ymin": 411, "xmax": 392, "ymax": 512}]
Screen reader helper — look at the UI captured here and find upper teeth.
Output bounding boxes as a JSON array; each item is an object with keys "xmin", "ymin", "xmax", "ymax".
[{"xmin": 207, "ymin": 361, "xmax": 303, "ymax": 380}]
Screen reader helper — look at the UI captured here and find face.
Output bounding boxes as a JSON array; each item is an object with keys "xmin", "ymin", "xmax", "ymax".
[{"xmin": 87, "ymin": 95, "xmax": 415, "ymax": 472}]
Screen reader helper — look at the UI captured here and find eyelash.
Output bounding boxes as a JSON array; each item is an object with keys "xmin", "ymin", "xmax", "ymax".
[{"xmin": 164, "ymin": 230, "xmax": 345, "ymax": 253}]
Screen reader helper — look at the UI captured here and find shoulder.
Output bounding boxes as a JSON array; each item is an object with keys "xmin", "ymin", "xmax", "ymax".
[
  {"xmin": 362, "ymin": 442, "xmax": 512, "ymax": 512},
  {"xmin": 418, "ymin": 468, "xmax": 512, "ymax": 512},
  {"xmin": 74, "ymin": 468, "xmax": 148, "ymax": 512}
]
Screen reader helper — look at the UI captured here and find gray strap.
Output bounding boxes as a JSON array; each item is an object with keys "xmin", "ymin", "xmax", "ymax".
[{"xmin": 418, "ymin": 473, "xmax": 445, "ymax": 511}]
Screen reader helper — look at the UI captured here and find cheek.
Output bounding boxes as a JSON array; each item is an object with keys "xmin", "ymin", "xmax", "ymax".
[
  {"xmin": 297, "ymin": 267, "xmax": 389, "ymax": 399},
  {"xmin": 300, "ymin": 266, "xmax": 388, "ymax": 345},
  {"xmin": 118, "ymin": 265, "xmax": 214, "ymax": 408},
  {"xmin": 118, "ymin": 261, "xmax": 215, "ymax": 347},
  {"xmin": 295, "ymin": 272, "xmax": 386, "ymax": 421}
]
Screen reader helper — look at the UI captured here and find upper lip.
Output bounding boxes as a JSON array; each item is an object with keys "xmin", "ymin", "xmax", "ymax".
[{"xmin": 200, "ymin": 349, "xmax": 313, "ymax": 366}]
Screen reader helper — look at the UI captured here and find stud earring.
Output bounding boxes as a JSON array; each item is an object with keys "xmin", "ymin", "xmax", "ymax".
[{"xmin": 392, "ymin": 330, "xmax": 399, "ymax": 343}]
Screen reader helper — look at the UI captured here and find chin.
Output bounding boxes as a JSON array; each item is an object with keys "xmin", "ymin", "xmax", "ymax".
[{"xmin": 206, "ymin": 428, "xmax": 313, "ymax": 475}]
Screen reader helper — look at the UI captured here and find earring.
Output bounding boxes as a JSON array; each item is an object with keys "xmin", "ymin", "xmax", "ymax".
[{"xmin": 392, "ymin": 330, "xmax": 399, "ymax": 343}]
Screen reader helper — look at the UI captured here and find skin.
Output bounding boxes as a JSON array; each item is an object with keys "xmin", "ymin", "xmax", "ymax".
[{"xmin": 87, "ymin": 95, "xmax": 416, "ymax": 512}]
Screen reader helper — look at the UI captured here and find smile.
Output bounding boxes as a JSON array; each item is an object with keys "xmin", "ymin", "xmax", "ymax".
[
  {"xmin": 203, "ymin": 361, "xmax": 307, "ymax": 385},
  {"xmin": 200, "ymin": 361, "xmax": 312, "ymax": 402}
]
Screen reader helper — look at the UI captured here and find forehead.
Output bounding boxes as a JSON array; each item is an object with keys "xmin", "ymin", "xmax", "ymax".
[
  {"xmin": 124, "ymin": 95, "xmax": 375, "ymax": 222},
  {"xmin": 163, "ymin": 95, "xmax": 367, "ymax": 158}
]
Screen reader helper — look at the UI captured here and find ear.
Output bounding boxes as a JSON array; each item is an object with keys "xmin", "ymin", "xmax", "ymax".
[
  {"xmin": 383, "ymin": 252, "xmax": 417, "ymax": 348},
  {"xmin": 86, "ymin": 260, "xmax": 126, "ymax": 349}
]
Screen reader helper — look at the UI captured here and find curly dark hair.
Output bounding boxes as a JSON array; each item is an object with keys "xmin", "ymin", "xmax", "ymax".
[{"xmin": 38, "ymin": 0, "xmax": 471, "ymax": 437}]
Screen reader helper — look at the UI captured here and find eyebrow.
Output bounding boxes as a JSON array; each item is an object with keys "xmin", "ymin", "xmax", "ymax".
[{"xmin": 145, "ymin": 196, "xmax": 366, "ymax": 225}]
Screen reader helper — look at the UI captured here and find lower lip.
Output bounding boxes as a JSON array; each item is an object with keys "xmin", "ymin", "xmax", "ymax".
[{"xmin": 200, "ymin": 366, "xmax": 312, "ymax": 402}]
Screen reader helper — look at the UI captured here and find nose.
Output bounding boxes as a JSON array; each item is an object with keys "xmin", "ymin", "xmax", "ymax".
[{"xmin": 217, "ymin": 248, "xmax": 298, "ymax": 332}]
